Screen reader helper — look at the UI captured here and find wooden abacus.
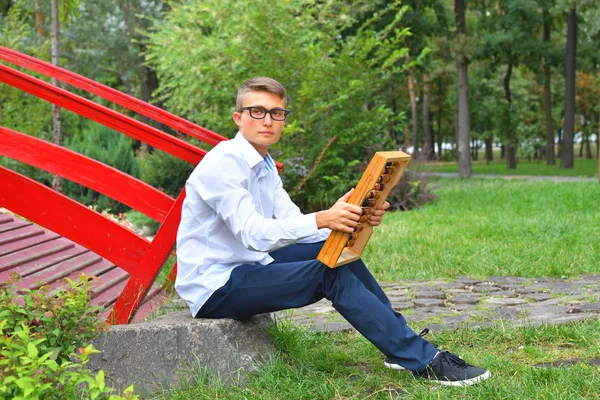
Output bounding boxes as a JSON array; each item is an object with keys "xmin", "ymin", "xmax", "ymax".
[{"xmin": 317, "ymin": 151, "xmax": 410, "ymax": 268}]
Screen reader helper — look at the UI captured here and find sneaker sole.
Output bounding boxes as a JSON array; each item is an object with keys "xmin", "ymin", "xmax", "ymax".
[
  {"xmin": 383, "ymin": 360, "xmax": 405, "ymax": 371},
  {"xmin": 433, "ymin": 370, "xmax": 491, "ymax": 387}
]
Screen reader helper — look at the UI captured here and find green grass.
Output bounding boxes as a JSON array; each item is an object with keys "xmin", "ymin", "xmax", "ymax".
[
  {"xmin": 430, "ymin": 157, "xmax": 598, "ymax": 178},
  {"xmin": 363, "ymin": 179, "xmax": 600, "ymax": 281},
  {"xmin": 150, "ymin": 318, "xmax": 600, "ymax": 399}
]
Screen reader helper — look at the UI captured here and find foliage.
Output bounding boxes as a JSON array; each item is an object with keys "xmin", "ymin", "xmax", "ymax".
[
  {"xmin": 0, "ymin": 274, "xmax": 138, "ymax": 399},
  {"xmin": 138, "ymin": 149, "xmax": 193, "ymax": 198},
  {"xmin": 63, "ymin": 122, "xmax": 140, "ymax": 213},
  {"xmin": 145, "ymin": 0, "xmax": 415, "ymax": 210},
  {"xmin": 0, "ymin": 1, "xmax": 53, "ymax": 183}
]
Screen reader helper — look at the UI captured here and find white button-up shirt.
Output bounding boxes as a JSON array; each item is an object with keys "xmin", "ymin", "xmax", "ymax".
[{"xmin": 176, "ymin": 132, "xmax": 330, "ymax": 316}]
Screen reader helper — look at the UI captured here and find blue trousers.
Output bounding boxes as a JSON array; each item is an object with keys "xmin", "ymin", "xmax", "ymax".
[{"xmin": 196, "ymin": 241, "xmax": 437, "ymax": 371}]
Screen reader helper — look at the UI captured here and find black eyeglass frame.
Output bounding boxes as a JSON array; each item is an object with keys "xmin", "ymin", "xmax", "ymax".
[{"xmin": 239, "ymin": 106, "xmax": 291, "ymax": 121}]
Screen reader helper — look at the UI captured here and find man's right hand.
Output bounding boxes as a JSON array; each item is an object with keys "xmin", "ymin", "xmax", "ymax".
[{"xmin": 315, "ymin": 189, "xmax": 362, "ymax": 232}]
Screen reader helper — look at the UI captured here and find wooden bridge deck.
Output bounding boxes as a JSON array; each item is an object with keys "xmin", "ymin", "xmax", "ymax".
[{"xmin": 0, "ymin": 210, "xmax": 168, "ymax": 323}]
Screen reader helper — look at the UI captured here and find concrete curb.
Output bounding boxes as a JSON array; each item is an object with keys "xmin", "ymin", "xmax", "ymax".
[{"xmin": 88, "ymin": 312, "xmax": 275, "ymax": 395}]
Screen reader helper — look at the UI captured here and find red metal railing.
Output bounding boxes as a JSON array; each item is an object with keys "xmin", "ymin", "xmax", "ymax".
[{"xmin": 0, "ymin": 46, "xmax": 230, "ymax": 324}]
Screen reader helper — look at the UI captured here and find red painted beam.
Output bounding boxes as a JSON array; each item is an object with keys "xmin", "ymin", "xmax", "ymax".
[
  {"xmin": 0, "ymin": 63, "xmax": 206, "ymax": 165},
  {"xmin": 0, "ymin": 46, "xmax": 227, "ymax": 147},
  {"xmin": 109, "ymin": 190, "xmax": 185, "ymax": 324},
  {"xmin": 0, "ymin": 126, "xmax": 173, "ymax": 222},
  {"xmin": 0, "ymin": 166, "xmax": 148, "ymax": 274}
]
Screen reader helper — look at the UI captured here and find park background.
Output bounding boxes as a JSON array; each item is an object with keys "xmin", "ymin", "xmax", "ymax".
[{"xmin": 1, "ymin": 0, "xmax": 599, "ymax": 399}]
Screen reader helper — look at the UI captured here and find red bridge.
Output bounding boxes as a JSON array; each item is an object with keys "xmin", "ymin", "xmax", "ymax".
[{"xmin": 0, "ymin": 47, "xmax": 253, "ymax": 324}]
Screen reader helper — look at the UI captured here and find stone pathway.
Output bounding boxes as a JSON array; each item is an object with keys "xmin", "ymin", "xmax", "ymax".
[{"xmin": 276, "ymin": 275, "xmax": 600, "ymax": 333}]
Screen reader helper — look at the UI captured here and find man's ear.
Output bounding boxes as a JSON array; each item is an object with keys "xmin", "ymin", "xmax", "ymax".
[{"xmin": 232, "ymin": 111, "xmax": 242, "ymax": 127}]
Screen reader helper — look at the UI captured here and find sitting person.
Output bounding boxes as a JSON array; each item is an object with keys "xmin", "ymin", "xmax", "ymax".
[{"xmin": 175, "ymin": 77, "xmax": 491, "ymax": 386}]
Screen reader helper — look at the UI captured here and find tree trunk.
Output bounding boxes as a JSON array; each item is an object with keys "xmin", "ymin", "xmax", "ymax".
[
  {"xmin": 436, "ymin": 111, "xmax": 443, "ymax": 160},
  {"xmin": 543, "ymin": 9, "xmax": 555, "ymax": 166},
  {"xmin": 51, "ymin": 0, "xmax": 62, "ymax": 192},
  {"xmin": 408, "ymin": 73, "xmax": 419, "ymax": 156},
  {"xmin": 504, "ymin": 56, "xmax": 517, "ymax": 169},
  {"xmin": 485, "ymin": 137, "xmax": 493, "ymax": 163},
  {"xmin": 585, "ymin": 134, "xmax": 592, "ymax": 159},
  {"xmin": 403, "ymin": 124, "xmax": 410, "ymax": 152},
  {"xmin": 561, "ymin": 7, "xmax": 576, "ymax": 169},
  {"xmin": 34, "ymin": 0, "xmax": 48, "ymax": 38},
  {"xmin": 422, "ymin": 74, "xmax": 434, "ymax": 160},
  {"xmin": 390, "ymin": 84, "xmax": 399, "ymax": 149},
  {"xmin": 455, "ymin": 0, "xmax": 471, "ymax": 178}
]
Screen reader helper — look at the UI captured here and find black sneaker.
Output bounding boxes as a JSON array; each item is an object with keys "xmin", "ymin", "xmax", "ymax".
[{"xmin": 414, "ymin": 351, "xmax": 491, "ymax": 387}]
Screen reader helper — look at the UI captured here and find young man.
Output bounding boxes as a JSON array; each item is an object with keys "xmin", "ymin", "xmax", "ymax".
[{"xmin": 176, "ymin": 77, "xmax": 491, "ymax": 386}]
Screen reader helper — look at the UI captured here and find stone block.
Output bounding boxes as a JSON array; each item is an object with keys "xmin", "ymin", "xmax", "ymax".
[{"xmin": 87, "ymin": 312, "xmax": 275, "ymax": 395}]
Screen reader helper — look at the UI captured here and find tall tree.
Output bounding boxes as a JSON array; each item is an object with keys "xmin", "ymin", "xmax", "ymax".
[
  {"xmin": 543, "ymin": 7, "xmax": 556, "ymax": 165},
  {"xmin": 408, "ymin": 73, "xmax": 419, "ymax": 155},
  {"xmin": 561, "ymin": 7, "xmax": 577, "ymax": 168},
  {"xmin": 455, "ymin": 0, "xmax": 471, "ymax": 177},
  {"xmin": 50, "ymin": 0, "xmax": 62, "ymax": 191}
]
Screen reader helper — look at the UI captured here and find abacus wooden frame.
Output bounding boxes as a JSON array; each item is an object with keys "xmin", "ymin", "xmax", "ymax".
[{"xmin": 317, "ymin": 151, "xmax": 410, "ymax": 268}]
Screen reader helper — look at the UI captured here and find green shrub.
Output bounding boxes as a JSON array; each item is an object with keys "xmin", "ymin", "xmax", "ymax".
[
  {"xmin": 0, "ymin": 274, "xmax": 138, "ymax": 399},
  {"xmin": 63, "ymin": 122, "xmax": 140, "ymax": 214},
  {"xmin": 139, "ymin": 150, "xmax": 194, "ymax": 198}
]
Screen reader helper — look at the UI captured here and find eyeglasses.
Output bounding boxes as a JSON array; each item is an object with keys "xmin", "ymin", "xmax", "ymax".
[{"xmin": 239, "ymin": 106, "xmax": 291, "ymax": 121}]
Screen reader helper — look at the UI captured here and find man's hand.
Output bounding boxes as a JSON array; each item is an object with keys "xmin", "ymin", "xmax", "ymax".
[
  {"xmin": 366, "ymin": 201, "xmax": 390, "ymax": 227},
  {"xmin": 316, "ymin": 189, "xmax": 362, "ymax": 233}
]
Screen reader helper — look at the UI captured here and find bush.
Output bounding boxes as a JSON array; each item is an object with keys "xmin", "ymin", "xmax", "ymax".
[
  {"xmin": 0, "ymin": 274, "xmax": 138, "ymax": 399},
  {"xmin": 139, "ymin": 150, "xmax": 194, "ymax": 198},
  {"xmin": 63, "ymin": 122, "xmax": 140, "ymax": 214}
]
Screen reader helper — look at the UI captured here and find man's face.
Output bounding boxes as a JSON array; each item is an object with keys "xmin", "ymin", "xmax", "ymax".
[{"xmin": 232, "ymin": 91, "xmax": 286, "ymax": 157}]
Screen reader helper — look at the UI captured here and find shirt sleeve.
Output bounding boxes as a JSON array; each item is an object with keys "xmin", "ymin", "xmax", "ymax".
[
  {"xmin": 272, "ymin": 175, "xmax": 331, "ymax": 243},
  {"xmin": 191, "ymin": 153, "xmax": 319, "ymax": 252}
]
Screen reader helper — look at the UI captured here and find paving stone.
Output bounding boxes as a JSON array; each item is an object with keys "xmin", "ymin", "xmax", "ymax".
[
  {"xmin": 490, "ymin": 290, "xmax": 517, "ymax": 297},
  {"xmin": 413, "ymin": 298, "xmax": 446, "ymax": 308},
  {"xmin": 448, "ymin": 295, "xmax": 482, "ymax": 305},
  {"xmin": 498, "ymin": 283, "xmax": 526, "ymax": 290},
  {"xmin": 386, "ymin": 289, "xmax": 409, "ymax": 296},
  {"xmin": 486, "ymin": 276, "xmax": 529, "ymax": 284},
  {"xmin": 580, "ymin": 303, "xmax": 600, "ymax": 313},
  {"xmin": 472, "ymin": 285, "xmax": 501, "ymax": 293},
  {"xmin": 446, "ymin": 288, "xmax": 470, "ymax": 296},
  {"xmin": 388, "ymin": 296, "xmax": 412, "ymax": 303},
  {"xmin": 515, "ymin": 287, "xmax": 542, "ymax": 295},
  {"xmin": 417, "ymin": 306, "xmax": 452, "ymax": 315},
  {"xmin": 415, "ymin": 291, "xmax": 446, "ymax": 299},
  {"xmin": 485, "ymin": 297, "xmax": 527, "ymax": 306},
  {"xmin": 524, "ymin": 293, "xmax": 552, "ymax": 302},
  {"xmin": 455, "ymin": 278, "xmax": 481, "ymax": 286},
  {"xmin": 392, "ymin": 302, "xmax": 414, "ymax": 311},
  {"xmin": 494, "ymin": 307, "xmax": 525, "ymax": 319},
  {"xmin": 448, "ymin": 304, "xmax": 476, "ymax": 312}
]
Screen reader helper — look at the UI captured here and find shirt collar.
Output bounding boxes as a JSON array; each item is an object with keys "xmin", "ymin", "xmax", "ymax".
[{"xmin": 233, "ymin": 132, "xmax": 274, "ymax": 171}]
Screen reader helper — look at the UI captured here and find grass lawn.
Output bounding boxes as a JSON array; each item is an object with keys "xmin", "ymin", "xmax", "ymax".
[
  {"xmin": 363, "ymin": 179, "xmax": 600, "ymax": 281},
  {"xmin": 151, "ymin": 179, "xmax": 600, "ymax": 399}
]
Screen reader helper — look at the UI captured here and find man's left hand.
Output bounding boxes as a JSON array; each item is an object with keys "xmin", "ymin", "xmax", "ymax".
[{"xmin": 366, "ymin": 201, "xmax": 390, "ymax": 227}]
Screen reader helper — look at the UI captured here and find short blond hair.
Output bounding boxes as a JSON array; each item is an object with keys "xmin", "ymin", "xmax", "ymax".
[{"xmin": 236, "ymin": 77, "xmax": 287, "ymax": 111}]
